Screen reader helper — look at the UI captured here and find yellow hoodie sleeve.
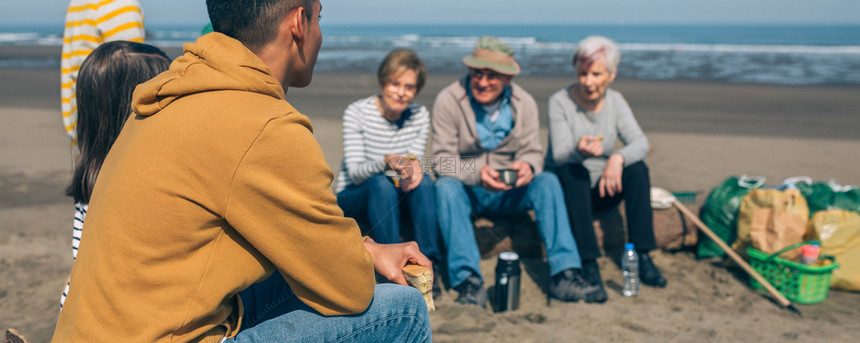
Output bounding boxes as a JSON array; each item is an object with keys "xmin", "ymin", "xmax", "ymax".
[{"xmin": 224, "ymin": 113, "xmax": 375, "ymax": 316}]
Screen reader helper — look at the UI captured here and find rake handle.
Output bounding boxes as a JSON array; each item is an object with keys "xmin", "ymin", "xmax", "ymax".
[{"xmin": 672, "ymin": 200, "xmax": 795, "ymax": 309}]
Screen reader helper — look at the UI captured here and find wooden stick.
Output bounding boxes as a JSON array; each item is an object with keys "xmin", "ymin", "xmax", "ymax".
[{"xmin": 672, "ymin": 200, "xmax": 801, "ymax": 315}]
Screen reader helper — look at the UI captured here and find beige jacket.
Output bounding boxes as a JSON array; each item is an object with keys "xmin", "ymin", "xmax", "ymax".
[
  {"xmin": 431, "ymin": 77, "xmax": 544, "ymax": 186},
  {"xmin": 52, "ymin": 33, "xmax": 375, "ymax": 342}
]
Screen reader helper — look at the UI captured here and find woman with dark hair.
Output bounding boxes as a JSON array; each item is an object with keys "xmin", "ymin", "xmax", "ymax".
[
  {"xmin": 61, "ymin": 40, "xmax": 170, "ymax": 307},
  {"xmin": 335, "ymin": 49, "xmax": 442, "ymax": 294},
  {"xmin": 547, "ymin": 36, "xmax": 666, "ymax": 304}
]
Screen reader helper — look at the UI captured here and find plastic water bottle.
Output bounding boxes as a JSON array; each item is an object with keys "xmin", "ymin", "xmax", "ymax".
[{"xmin": 622, "ymin": 243, "xmax": 640, "ymax": 296}]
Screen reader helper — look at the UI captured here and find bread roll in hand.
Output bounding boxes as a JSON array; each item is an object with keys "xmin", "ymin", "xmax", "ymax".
[{"xmin": 402, "ymin": 264, "xmax": 435, "ymax": 311}]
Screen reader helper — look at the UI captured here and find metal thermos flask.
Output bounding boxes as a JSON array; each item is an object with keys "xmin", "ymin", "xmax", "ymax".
[{"xmin": 494, "ymin": 251, "xmax": 521, "ymax": 312}]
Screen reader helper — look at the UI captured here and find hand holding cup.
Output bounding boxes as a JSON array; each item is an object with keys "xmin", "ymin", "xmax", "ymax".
[{"xmin": 384, "ymin": 154, "xmax": 421, "ymax": 190}]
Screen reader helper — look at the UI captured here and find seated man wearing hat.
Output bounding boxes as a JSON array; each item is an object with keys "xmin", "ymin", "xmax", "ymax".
[{"xmin": 431, "ymin": 36, "xmax": 596, "ymax": 307}]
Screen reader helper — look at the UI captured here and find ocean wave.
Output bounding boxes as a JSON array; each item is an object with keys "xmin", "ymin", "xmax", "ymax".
[
  {"xmin": 3, "ymin": 30, "xmax": 859, "ymax": 56},
  {"xmin": 3, "ymin": 28, "xmax": 860, "ymax": 85},
  {"xmin": 326, "ymin": 34, "xmax": 539, "ymax": 49},
  {"xmin": 0, "ymin": 32, "xmax": 43, "ymax": 44},
  {"xmin": 619, "ymin": 43, "xmax": 860, "ymax": 55},
  {"xmin": 322, "ymin": 35, "xmax": 860, "ymax": 55}
]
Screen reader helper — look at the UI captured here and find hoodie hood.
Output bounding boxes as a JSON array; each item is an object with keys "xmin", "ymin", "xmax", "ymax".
[{"xmin": 133, "ymin": 33, "xmax": 286, "ymax": 117}]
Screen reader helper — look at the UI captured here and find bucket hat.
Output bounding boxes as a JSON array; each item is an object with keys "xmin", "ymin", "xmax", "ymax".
[{"xmin": 462, "ymin": 36, "xmax": 521, "ymax": 76}]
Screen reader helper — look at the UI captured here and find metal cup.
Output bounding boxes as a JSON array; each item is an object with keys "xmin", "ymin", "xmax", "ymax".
[{"xmin": 498, "ymin": 169, "xmax": 518, "ymax": 186}]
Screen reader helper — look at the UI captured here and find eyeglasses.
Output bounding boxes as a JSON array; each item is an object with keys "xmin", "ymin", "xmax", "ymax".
[
  {"xmin": 469, "ymin": 68, "xmax": 504, "ymax": 82},
  {"xmin": 386, "ymin": 80, "xmax": 418, "ymax": 95}
]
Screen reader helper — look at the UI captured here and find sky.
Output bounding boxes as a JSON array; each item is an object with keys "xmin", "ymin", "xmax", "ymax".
[{"xmin": 1, "ymin": 0, "xmax": 859, "ymax": 27}]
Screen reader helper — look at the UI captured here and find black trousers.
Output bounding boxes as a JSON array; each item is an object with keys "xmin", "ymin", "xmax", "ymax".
[{"xmin": 554, "ymin": 161, "xmax": 656, "ymax": 261}]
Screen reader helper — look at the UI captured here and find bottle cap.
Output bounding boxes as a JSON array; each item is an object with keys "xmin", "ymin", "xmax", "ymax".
[
  {"xmin": 624, "ymin": 243, "xmax": 635, "ymax": 250},
  {"xmin": 801, "ymin": 244, "xmax": 820, "ymax": 258},
  {"xmin": 499, "ymin": 252, "xmax": 519, "ymax": 261}
]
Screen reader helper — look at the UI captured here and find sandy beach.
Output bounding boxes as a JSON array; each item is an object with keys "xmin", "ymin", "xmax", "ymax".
[{"xmin": 2, "ymin": 51, "xmax": 860, "ymax": 342}]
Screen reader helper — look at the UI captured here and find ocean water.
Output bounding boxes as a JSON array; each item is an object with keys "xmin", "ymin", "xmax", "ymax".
[{"xmin": 2, "ymin": 23, "xmax": 859, "ymax": 85}]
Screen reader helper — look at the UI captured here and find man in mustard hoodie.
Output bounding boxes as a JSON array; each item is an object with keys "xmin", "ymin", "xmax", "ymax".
[{"xmin": 52, "ymin": 1, "xmax": 432, "ymax": 342}]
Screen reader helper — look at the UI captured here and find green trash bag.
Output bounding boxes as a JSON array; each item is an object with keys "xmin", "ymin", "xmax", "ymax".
[
  {"xmin": 795, "ymin": 180, "xmax": 860, "ymax": 216},
  {"xmin": 697, "ymin": 175, "xmax": 766, "ymax": 259}
]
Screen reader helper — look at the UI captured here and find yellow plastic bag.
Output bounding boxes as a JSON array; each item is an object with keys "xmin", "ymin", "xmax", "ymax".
[
  {"xmin": 807, "ymin": 209, "xmax": 860, "ymax": 291},
  {"xmin": 733, "ymin": 188, "xmax": 809, "ymax": 261}
]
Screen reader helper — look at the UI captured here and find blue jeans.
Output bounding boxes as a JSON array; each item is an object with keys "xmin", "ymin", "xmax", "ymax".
[
  {"xmin": 337, "ymin": 174, "xmax": 442, "ymax": 263},
  {"xmin": 435, "ymin": 173, "xmax": 582, "ymax": 288},
  {"xmin": 232, "ymin": 273, "xmax": 431, "ymax": 342}
]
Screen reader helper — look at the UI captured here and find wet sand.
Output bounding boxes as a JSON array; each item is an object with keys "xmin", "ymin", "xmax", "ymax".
[{"xmin": 1, "ymin": 63, "xmax": 859, "ymax": 342}]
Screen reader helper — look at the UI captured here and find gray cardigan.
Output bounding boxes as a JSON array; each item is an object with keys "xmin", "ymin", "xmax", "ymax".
[
  {"xmin": 431, "ymin": 77, "xmax": 544, "ymax": 186},
  {"xmin": 546, "ymin": 85, "xmax": 649, "ymax": 188}
]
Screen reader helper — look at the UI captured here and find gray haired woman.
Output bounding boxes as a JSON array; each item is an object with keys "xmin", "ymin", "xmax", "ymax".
[{"xmin": 547, "ymin": 35, "xmax": 666, "ymax": 303}]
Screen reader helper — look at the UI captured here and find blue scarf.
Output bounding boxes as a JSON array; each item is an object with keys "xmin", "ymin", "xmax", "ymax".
[{"xmin": 469, "ymin": 85, "xmax": 513, "ymax": 151}]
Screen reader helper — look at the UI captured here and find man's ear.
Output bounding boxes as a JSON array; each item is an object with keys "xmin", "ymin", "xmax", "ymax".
[{"xmin": 288, "ymin": 6, "xmax": 307, "ymax": 45}]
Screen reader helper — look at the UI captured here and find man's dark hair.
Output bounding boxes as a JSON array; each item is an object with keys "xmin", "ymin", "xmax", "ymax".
[{"xmin": 206, "ymin": 0, "xmax": 314, "ymax": 52}]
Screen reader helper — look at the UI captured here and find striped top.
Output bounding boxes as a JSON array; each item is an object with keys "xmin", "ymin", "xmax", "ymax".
[
  {"xmin": 336, "ymin": 95, "xmax": 430, "ymax": 193},
  {"xmin": 61, "ymin": 0, "xmax": 145, "ymax": 144},
  {"xmin": 60, "ymin": 202, "xmax": 87, "ymax": 308},
  {"xmin": 71, "ymin": 202, "xmax": 87, "ymax": 259}
]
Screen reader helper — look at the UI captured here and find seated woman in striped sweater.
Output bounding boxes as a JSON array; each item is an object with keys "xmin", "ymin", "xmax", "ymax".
[{"xmin": 336, "ymin": 49, "xmax": 442, "ymax": 294}]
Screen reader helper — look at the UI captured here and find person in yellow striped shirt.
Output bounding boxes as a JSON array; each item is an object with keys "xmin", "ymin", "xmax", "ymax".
[{"xmin": 61, "ymin": 0, "xmax": 145, "ymax": 147}]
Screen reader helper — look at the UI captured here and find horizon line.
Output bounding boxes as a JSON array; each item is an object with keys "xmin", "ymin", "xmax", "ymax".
[{"xmin": 3, "ymin": 21, "xmax": 860, "ymax": 27}]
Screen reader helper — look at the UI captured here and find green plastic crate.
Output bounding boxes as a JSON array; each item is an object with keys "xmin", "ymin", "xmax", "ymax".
[{"xmin": 747, "ymin": 241, "xmax": 839, "ymax": 304}]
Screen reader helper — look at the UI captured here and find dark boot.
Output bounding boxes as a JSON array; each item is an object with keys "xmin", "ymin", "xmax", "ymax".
[
  {"xmin": 549, "ymin": 268, "xmax": 600, "ymax": 302},
  {"xmin": 454, "ymin": 275, "xmax": 488, "ymax": 307},
  {"xmin": 638, "ymin": 252, "xmax": 667, "ymax": 287},
  {"xmin": 581, "ymin": 260, "xmax": 608, "ymax": 303}
]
